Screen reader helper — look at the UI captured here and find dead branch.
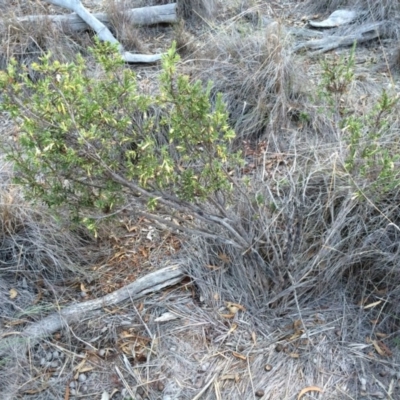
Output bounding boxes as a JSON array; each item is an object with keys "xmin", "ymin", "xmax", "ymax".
[
  {"xmin": 293, "ymin": 21, "xmax": 389, "ymax": 54},
  {"xmin": 0, "ymin": 264, "xmax": 184, "ymax": 357},
  {"xmin": 16, "ymin": 4, "xmax": 177, "ymax": 31},
  {"xmin": 43, "ymin": 0, "xmax": 169, "ymax": 63}
]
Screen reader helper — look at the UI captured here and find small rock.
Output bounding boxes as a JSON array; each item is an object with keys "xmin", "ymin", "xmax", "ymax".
[
  {"xmin": 50, "ymin": 361, "xmax": 58, "ymax": 368},
  {"xmin": 80, "ymin": 291, "xmax": 88, "ymax": 298},
  {"xmin": 157, "ymin": 381, "xmax": 165, "ymax": 392},
  {"xmin": 98, "ymin": 348, "xmax": 106, "ymax": 357},
  {"xmin": 70, "ymin": 389, "xmax": 77, "ymax": 396},
  {"xmin": 22, "ymin": 278, "xmax": 28, "ymax": 289},
  {"xmin": 46, "ymin": 352, "xmax": 53, "ymax": 361},
  {"xmin": 52, "ymin": 351, "xmax": 59, "ymax": 359},
  {"xmin": 69, "ymin": 381, "xmax": 77, "ymax": 389},
  {"xmin": 81, "ymin": 385, "xmax": 88, "ymax": 393},
  {"xmin": 121, "ymin": 388, "xmax": 128, "ymax": 398},
  {"xmin": 255, "ymin": 389, "xmax": 265, "ymax": 397},
  {"xmin": 264, "ymin": 364, "xmax": 273, "ymax": 371},
  {"xmin": 379, "ymin": 369, "xmax": 387, "ymax": 377},
  {"xmin": 40, "ymin": 357, "xmax": 46, "ymax": 366},
  {"xmin": 78, "ymin": 373, "xmax": 87, "ymax": 382}
]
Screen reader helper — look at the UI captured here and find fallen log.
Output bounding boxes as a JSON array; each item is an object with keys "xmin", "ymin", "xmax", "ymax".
[
  {"xmin": 293, "ymin": 21, "xmax": 389, "ymax": 54},
  {"xmin": 0, "ymin": 264, "xmax": 185, "ymax": 357},
  {"xmin": 14, "ymin": 3, "xmax": 177, "ymax": 32}
]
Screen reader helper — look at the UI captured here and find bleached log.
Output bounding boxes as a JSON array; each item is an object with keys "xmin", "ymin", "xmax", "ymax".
[
  {"xmin": 39, "ymin": 0, "xmax": 169, "ymax": 63},
  {"xmin": 16, "ymin": 4, "xmax": 177, "ymax": 32},
  {"xmin": 0, "ymin": 264, "xmax": 185, "ymax": 356},
  {"xmin": 293, "ymin": 21, "xmax": 388, "ymax": 54}
]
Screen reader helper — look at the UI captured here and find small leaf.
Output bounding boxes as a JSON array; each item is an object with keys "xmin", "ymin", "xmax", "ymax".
[{"xmin": 9, "ymin": 288, "xmax": 18, "ymax": 299}]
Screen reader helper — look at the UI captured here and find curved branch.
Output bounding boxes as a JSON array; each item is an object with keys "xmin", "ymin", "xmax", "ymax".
[{"xmin": 44, "ymin": 0, "xmax": 164, "ymax": 63}]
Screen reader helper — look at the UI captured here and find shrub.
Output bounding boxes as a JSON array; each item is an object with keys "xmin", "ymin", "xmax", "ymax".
[
  {"xmin": 317, "ymin": 44, "xmax": 400, "ymax": 199},
  {"xmin": 0, "ymin": 40, "xmax": 241, "ymax": 234}
]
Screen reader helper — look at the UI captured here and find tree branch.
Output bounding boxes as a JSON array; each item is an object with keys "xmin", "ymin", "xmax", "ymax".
[{"xmin": 44, "ymin": 0, "xmax": 166, "ymax": 63}]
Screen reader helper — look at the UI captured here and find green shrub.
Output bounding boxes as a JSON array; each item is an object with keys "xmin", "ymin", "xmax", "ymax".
[
  {"xmin": 0, "ymin": 41, "xmax": 241, "ymax": 230},
  {"xmin": 317, "ymin": 44, "xmax": 400, "ymax": 199}
]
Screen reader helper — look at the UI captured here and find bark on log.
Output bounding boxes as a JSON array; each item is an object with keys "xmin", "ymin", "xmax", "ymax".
[
  {"xmin": 0, "ymin": 264, "xmax": 185, "ymax": 357},
  {"xmin": 16, "ymin": 4, "xmax": 177, "ymax": 32}
]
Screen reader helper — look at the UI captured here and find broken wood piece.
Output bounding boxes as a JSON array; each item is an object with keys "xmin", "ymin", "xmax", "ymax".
[
  {"xmin": 309, "ymin": 10, "xmax": 358, "ymax": 28},
  {"xmin": 0, "ymin": 264, "xmax": 185, "ymax": 357},
  {"xmin": 15, "ymin": 4, "xmax": 177, "ymax": 32},
  {"xmin": 293, "ymin": 21, "xmax": 388, "ymax": 54}
]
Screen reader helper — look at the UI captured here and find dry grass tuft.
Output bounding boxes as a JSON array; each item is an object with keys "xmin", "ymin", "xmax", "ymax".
[
  {"xmin": 0, "ymin": 1, "xmax": 94, "ymax": 76},
  {"xmin": 105, "ymin": 0, "xmax": 144, "ymax": 52},
  {"xmin": 178, "ymin": 0, "xmax": 218, "ymax": 20},
  {"xmin": 192, "ymin": 19, "xmax": 306, "ymax": 142}
]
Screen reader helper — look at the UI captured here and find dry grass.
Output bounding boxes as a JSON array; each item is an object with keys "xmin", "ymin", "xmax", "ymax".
[
  {"xmin": 190, "ymin": 18, "xmax": 306, "ymax": 142},
  {"xmin": 1, "ymin": 0, "xmax": 400, "ymax": 399},
  {"xmin": 0, "ymin": 0, "xmax": 95, "ymax": 78},
  {"xmin": 105, "ymin": 0, "xmax": 145, "ymax": 52}
]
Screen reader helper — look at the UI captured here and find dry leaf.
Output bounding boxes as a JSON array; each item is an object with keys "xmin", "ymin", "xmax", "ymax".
[
  {"xmin": 220, "ymin": 313, "xmax": 235, "ymax": 319},
  {"xmin": 225, "ymin": 302, "xmax": 246, "ymax": 313},
  {"xmin": 206, "ymin": 264, "xmax": 220, "ymax": 270},
  {"xmin": 227, "ymin": 305, "xmax": 239, "ymax": 314},
  {"xmin": 232, "ymin": 351, "xmax": 247, "ymax": 360},
  {"xmin": 289, "ymin": 352, "xmax": 300, "ymax": 359},
  {"xmin": 298, "ymin": 386, "xmax": 323, "ymax": 399},
  {"xmin": 220, "ymin": 374, "xmax": 239, "ymax": 382},
  {"xmin": 293, "ymin": 319, "xmax": 302, "ymax": 331},
  {"xmin": 288, "ymin": 331, "xmax": 304, "ymax": 341},
  {"xmin": 376, "ymin": 332, "xmax": 387, "ymax": 338},
  {"xmin": 364, "ymin": 300, "xmax": 382, "ymax": 309},
  {"xmin": 80, "ymin": 283, "xmax": 87, "ymax": 292},
  {"xmin": 378, "ymin": 341, "xmax": 392, "ymax": 356},
  {"xmin": 213, "ymin": 293, "xmax": 219, "ymax": 301},
  {"xmin": 218, "ymin": 253, "xmax": 231, "ymax": 263},
  {"xmin": 154, "ymin": 312, "xmax": 179, "ymax": 322},
  {"xmin": 9, "ymin": 288, "xmax": 18, "ymax": 299},
  {"xmin": 372, "ymin": 340, "xmax": 387, "ymax": 356}
]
